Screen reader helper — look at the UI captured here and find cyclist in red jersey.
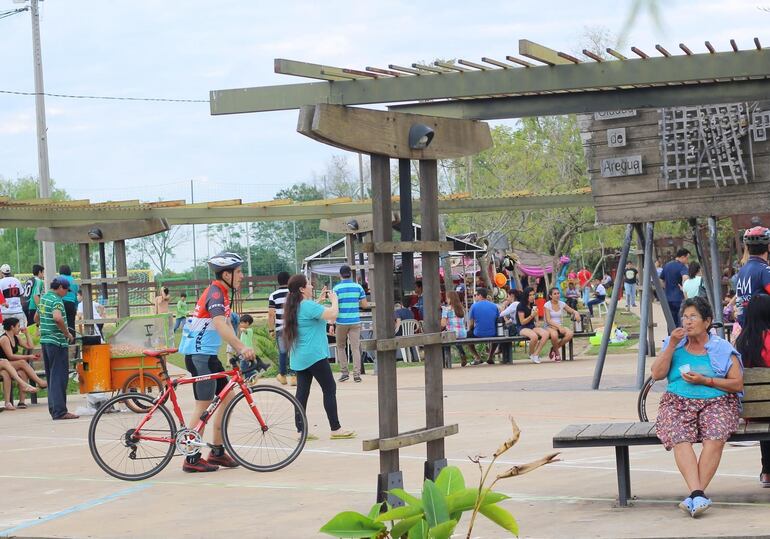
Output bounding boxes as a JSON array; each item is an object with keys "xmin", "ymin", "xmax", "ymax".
[{"xmin": 178, "ymin": 252, "xmax": 256, "ymax": 473}]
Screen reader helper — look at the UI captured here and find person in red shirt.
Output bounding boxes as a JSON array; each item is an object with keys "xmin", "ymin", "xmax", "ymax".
[
  {"xmin": 0, "ymin": 289, "xmax": 5, "ymax": 323},
  {"xmin": 577, "ymin": 267, "xmax": 592, "ymax": 288},
  {"xmin": 735, "ymin": 294, "xmax": 770, "ymax": 488}
]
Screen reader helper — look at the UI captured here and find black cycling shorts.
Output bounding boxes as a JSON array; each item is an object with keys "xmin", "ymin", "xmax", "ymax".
[{"xmin": 185, "ymin": 354, "xmax": 227, "ymax": 401}]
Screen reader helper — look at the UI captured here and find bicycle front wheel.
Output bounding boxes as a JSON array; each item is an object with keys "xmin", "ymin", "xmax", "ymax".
[
  {"xmin": 89, "ymin": 393, "xmax": 176, "ymax": 481},
  {"xmin": 222, "ymin": 385, "xmax": 307, "ymax": 472}
]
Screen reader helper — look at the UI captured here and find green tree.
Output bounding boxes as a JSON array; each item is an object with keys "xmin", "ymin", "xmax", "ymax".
[{"xmin": 0, "ymin": 176, "xmax": 79, "ymax": 275}]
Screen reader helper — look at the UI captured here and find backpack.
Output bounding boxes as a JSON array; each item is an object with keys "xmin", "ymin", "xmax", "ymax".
[
  {"xmin": 20, "ymin": 277, "xmax": 35, "ymax": 312},
  {"xmin": 697, "ymin": 278, "xmax": 709, "ymax": 299}
]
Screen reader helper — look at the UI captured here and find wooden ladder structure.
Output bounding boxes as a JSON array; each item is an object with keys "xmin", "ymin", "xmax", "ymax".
[{"xmin": 298, "ymin": 104, "xmax": 492, "ymax": 503}]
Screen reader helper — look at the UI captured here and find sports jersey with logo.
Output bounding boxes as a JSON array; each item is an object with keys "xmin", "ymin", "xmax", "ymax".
[
  {"xmin": 0, "ymin": 276, "xmax": 24, "ymax": 315},
  {"xmin": 734, "ymin": 256, "xmax": 770, "ymax": 325},
  {"xmin": 179, "ymin": 281, "xmax": 231, "ymax": 355}
]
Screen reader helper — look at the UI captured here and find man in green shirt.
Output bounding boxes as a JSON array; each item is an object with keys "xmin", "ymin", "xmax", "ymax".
[
  {"xmin": 173, "ymin": 292, "xmax": 189, "ymax": 333},
  {"xmin": 35, "ymin": 277, "xmax": 77, "ymax": 420}
]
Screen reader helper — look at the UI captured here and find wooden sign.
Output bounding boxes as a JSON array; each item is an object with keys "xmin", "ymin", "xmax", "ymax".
[
  {"xmin": 580, "ymin": 101, "xmax": 770, "ymax": 224},
  {"xmin": 594, "ymin": 110, "xmax": 637, "ymax": 121},
  {"xmin": 607, "ymin": 128, "xmax": 627, "ymax": 148},
  {"xmin": 601, "ymin": 155, "xmax": 642, "ymax": 177}
]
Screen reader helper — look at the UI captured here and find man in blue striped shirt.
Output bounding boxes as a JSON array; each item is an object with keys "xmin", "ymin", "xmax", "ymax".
[{"xmin": 333, "ymin": 265, "xmax": 369, "ymax": 382}]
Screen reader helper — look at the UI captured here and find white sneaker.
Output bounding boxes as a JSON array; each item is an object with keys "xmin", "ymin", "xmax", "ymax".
[{"xmin": 530, "ymin": 355, "xmax": 541, "ymax": 364}]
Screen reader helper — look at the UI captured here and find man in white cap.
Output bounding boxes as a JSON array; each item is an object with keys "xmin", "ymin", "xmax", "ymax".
[{"xmin": 0, "ymin": 264, "xmax": 33, "ymax": 349}]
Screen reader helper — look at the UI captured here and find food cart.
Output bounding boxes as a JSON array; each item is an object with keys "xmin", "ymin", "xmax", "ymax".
[{"xmin": 77, "ymin": 313, "xmax": 174, "ymax": 407}]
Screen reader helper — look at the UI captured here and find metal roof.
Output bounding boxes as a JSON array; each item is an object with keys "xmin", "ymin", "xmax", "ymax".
[
  {"xmin": 0, "ymin": 188, "xmax": 592, "ymax": 228},
  {"xmin": 210, "ymin": 38, "xmax": 770, "ymax": 119}
]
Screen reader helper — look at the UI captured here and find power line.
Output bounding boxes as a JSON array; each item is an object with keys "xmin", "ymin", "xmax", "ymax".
[
  {"xmin": 0, "ymin": 89, "xmax": 207, "ymax": 103},
  {"xmin": 0, "ymin": 7, "xmax": 28, "ymax": 20}
]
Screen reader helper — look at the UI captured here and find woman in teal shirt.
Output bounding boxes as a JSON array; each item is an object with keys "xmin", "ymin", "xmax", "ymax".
[
  {"xmin": 283, "ymin": 274, "xmax": 355, "ymax": 439},
  {"xmin": 651, "ymin": 297, "xmax": 743, "ymax": 518}
]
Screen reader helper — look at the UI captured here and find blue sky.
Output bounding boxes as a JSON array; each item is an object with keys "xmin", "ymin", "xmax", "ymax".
[{"xmin": 1, "ymin": 0, "xmax": 767, "ymax": 269}]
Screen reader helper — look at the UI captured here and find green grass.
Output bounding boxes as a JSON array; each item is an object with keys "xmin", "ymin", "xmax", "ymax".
[{"xmin": 585, "ymin": 338, "xmax": 639, "ymax": 355}]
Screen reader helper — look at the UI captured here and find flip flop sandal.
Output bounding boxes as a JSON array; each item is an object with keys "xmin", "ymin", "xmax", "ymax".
[
  {"xmin": 330, "ymin": 430, "xmax": 356, "ymax": 440},
  {"xmin": 4, "ymin": 402, "xmax": 15, "ymax": 411},
  {"xmin": 16, "ymin": 402, "xmax": 27, "ymax": 409}
]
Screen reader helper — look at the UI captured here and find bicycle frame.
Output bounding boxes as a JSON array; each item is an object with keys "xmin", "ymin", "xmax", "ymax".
[{"xmin": 131, "ymin": 360, "xmax": 267, "ymax": 444}]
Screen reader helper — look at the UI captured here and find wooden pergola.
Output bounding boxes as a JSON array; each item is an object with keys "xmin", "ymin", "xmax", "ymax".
[{"xmin": 208, "ymin": 37, "xmax": 770, "ymax": 503}]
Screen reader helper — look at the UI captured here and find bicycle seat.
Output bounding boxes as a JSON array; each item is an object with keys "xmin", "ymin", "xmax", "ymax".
[{"xmin": 143, "ymin": 348, "xmax": 178, "ymax": 357}]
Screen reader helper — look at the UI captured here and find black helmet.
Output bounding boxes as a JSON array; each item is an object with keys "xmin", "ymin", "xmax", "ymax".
[
  {"xmin": 208, "ymin": 252, "xmax": 244, "ymax": 273},
  {"xmin": 743, "ymin": 226, "xmax": 770, "ymax": 246}
]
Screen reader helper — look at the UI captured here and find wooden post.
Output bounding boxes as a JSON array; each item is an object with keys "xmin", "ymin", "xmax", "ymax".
[
  {"xmin": 79, "ymin": 243, "xmax": 94, "ymax": 335},
  {"xmin": 371, "ymin": 154, "xmax": 402, "ymax": 504},
  {"xmin": 344, "ymin": 234, "xmax": 356, "ymax": 281},
  {"xmin": 419, "ymin": 159, "xmax": 446, "ymax": 478},
  {"xmin": 114, "ymin": 240, "xmax": 130, "ymax": 318},
  {"xmin": 399, "ymin": 158, "xmax": 415, "ymax": 294}
]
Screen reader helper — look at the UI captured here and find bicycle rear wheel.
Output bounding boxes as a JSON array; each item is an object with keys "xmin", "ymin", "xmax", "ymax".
[
  {"xmin": 89, "ymin": 393, "xmax": 176, "ymax": 481},
  {"xmin": 637, "ymin": 376, "xmax": 661, "ymax": 422},
  {"xmin": 222, "ymin": 385, "xmax": 307, "ymax": 472}
]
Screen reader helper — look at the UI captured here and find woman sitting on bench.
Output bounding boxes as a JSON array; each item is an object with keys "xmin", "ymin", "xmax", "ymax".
[
  {"xmin": 0, "ymin": 317, "xmax": 47, "ymax": 409},
  {"xmin": 734, "ymin": 294, "xmax": 770, "ymax": 488},
  {"xmin": 543, "ymin": 287, "xmax": 579, "ymax": 362},
  {"xmin": 515, "ymin": 287, "xmax": 550, "ymax": 364},
  {"xmin": 651, "ymin": 297, "xmax": 743, "ymax": 518}
]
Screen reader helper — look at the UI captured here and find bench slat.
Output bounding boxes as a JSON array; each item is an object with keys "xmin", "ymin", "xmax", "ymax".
[
  {"xmin": 576, "ymin": 424, "xmax": 614, "ymax": 440},
  {"xmin": 744, "ymin": 420, "xmax": 770, "ymax": 434},
  {"xmin": 742, "ymin": 402, "xmax": 770, "ymax": 419},
  {"xmin": 624, "ymin": 422, "xmax": 657, "ymax": 438},
  {"xmin": 553, "ymin": 424, "xmax": 590, "ymax": 441},
  {"xmin": 599, "ymin": 422, "xmax": 637, "ymax": 439},
  {"xmin": 744, "ymin": 368, "xmax": 770, "ymax": 384},
  {"xmin": 743, "ymin": 386, "xmax": 770, "ymax": 400}
]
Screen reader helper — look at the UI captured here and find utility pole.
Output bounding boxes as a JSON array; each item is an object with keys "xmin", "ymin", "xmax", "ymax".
[{"xmin": 29, "ymin": 0, "xmax": 56, "ymax": 279}]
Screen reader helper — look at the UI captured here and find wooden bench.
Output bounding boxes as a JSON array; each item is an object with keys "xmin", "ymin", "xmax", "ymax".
[
  {"xmin": 553, "ymin": 368, "xmax": 770, "ymax": 506},
  {"xmin": 0, "ymin": 346, "xmax": 81, "ymax": 406},
  {"xmin": 443, "ymin": 331, "xmax": 595, "ymax": 368}
]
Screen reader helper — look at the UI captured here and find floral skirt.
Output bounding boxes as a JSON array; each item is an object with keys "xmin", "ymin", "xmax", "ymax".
[{"xmin": 655, "ymin": 392, "xmax": 740, "ymax": 450}]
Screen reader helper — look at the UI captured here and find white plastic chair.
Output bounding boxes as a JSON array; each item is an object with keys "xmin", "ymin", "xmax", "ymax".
[
  {"xmin": 597, "ymin": 299, "xmax": 609, "ymax": 317},
  {"xmin": 398, "ymin": 319, "xmax": 421, "ymax": 362}
]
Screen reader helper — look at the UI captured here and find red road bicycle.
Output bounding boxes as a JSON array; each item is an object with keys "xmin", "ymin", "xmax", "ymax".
[{"xmin": 88, "ymin": 348, "xmax": 307, "ymax": 481}]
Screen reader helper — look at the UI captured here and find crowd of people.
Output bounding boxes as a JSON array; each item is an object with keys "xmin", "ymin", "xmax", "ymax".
[{"xmin": 0, "ymin": 263, "xmax": 84, "ymax": 419}]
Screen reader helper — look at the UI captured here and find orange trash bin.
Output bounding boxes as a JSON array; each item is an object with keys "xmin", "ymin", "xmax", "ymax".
[{"xmin": 78, "ymin": 344, "xmax": 112, "ymax": 393}]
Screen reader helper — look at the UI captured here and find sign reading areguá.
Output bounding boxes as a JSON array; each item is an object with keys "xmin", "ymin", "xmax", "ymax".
[{"xmin": 601, "ymin": 155, "xmax": 643, "ymax": 178}]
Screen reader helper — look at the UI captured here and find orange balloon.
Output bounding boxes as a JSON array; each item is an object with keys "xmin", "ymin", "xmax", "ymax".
[{"xmin": 494, "ymin": 273, "xmax": 507, "ymax": 287}]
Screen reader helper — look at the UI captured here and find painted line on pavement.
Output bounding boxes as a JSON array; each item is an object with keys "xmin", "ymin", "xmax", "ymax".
[{"xmin": 0, "ymin": 484, "xmax": 151, "ymax": 536}]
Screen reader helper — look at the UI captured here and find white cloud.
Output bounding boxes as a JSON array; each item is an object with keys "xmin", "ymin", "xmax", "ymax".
[{"xmin": 0, "ymin": 111, "xmax": 34, "ymax": 135}]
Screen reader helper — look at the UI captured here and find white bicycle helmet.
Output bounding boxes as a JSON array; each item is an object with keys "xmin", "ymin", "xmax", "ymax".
[
  {"xmin": 0, "ymin": 264, "xmax": 11, "ymax": 275},
  {"xmin": 207, "ymin": 252, "xmax": 244, "ymax": 273}
]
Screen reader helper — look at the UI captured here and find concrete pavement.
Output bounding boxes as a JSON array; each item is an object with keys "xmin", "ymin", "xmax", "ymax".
[{"xmin": 1, "ymin": 346, "xmax": 769, "ymax": 538}]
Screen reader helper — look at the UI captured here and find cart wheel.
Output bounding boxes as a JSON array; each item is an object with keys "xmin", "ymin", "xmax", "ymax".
[{"xmin": 121, "ymin": 373, "xmax": 164, "ymax": 413}]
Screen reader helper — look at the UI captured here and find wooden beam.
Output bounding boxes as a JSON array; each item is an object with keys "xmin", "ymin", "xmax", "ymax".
[
  {"xmin": 514, "ymin": 40, "xmax": 570, "ymax": 66},
  {"xmin": 363, "ymin": 424, "xmax": 459, "ymax": 451},
  {"xmin": 211, "ymin": 49, "xmax": 770, "ymax": 115},
  {"xmin": 361, "ymin": 331, "xmax": 456, "ymax": 352},
  {"xmin": 320, "ymin": 213, "xmax": 380, "ymax": 234},
  {"xmin": 360, "ymin": 241, "xmax": 454, "ymax": 254},
  {"xmin": 35, "ymin": 218, "xmax": 170, "ymax": 243},
  {"xmin": 301, "ymin": 104, "xmax": 492, "ymax": 160},
  {"xmin": 274, "ymin": 58, "xmax": 368, "ymax": 81}
]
